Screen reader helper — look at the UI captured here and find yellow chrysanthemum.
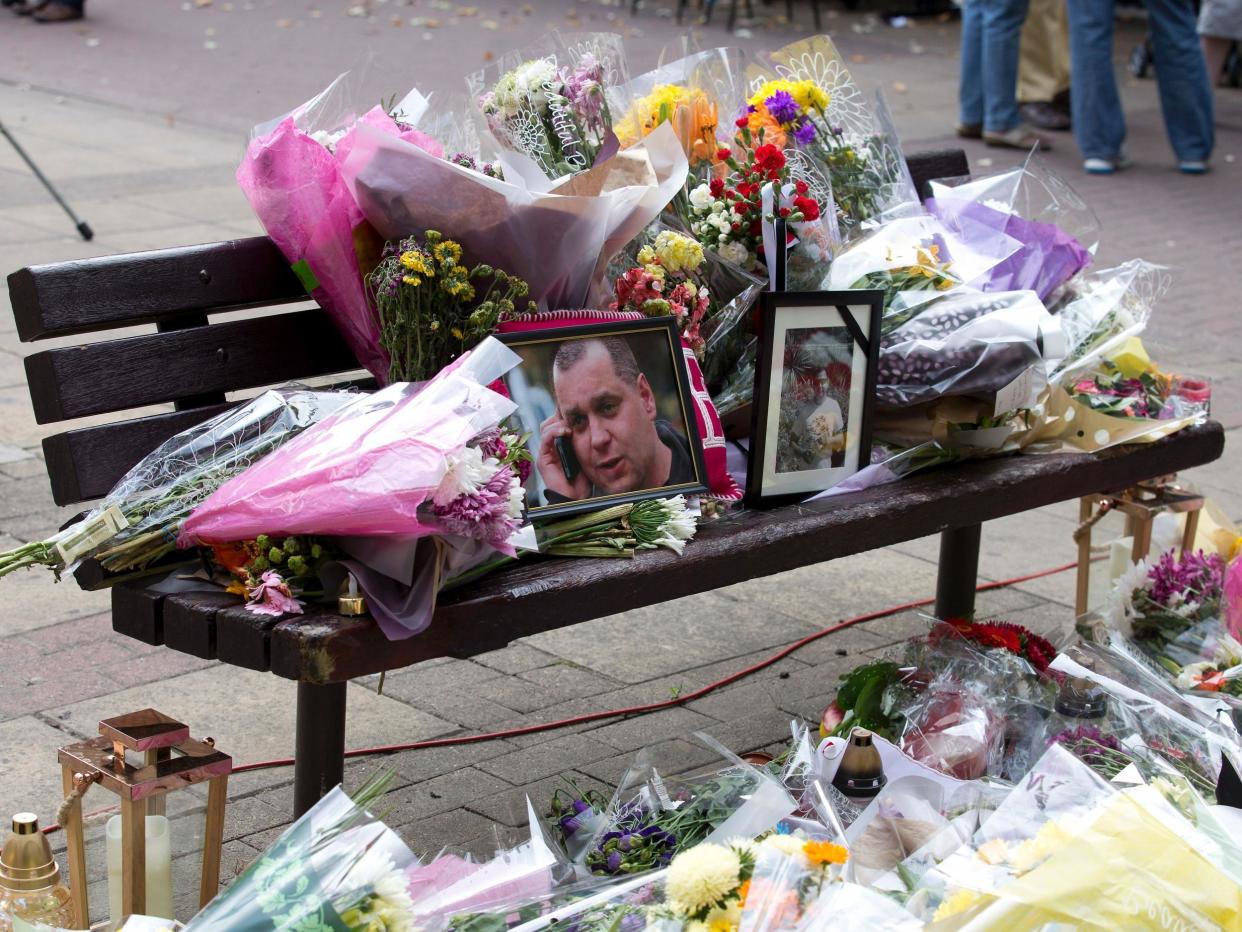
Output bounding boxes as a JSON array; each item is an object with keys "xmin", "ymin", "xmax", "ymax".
[
  {"xmin": 666, "ymin": 843, "xmax": 743, "ymax": 916},
  {"xmin": 803, "ymin": 840, "xmax": 849, "ymax": 866},
  {"xmin": 400, "ymin": 250, "xmax": 435, "ymax": 277},
  {"xmin": 402, "ymin": 275, "xmax": 422, "ymax": 286},
  {"xmin": 747, "ymin": 79, "xmax": 829, "ymax": 116},
  {"xmin": 637, "ymin": 245, "xmax": 658, "ymax": 266},
  {"xmin": 933, "ymin": 888, "xmax": 986, "ymax": 922},
  {"xmin": 432, "ymin": 240, "xmax": 463, "ymax": 266},
  {"xmin": 653, "ymin": 230, "xmax": 704, "ymax": 274}
]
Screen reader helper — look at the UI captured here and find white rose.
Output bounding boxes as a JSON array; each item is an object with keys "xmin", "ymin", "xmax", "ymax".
[{"xmin": 720, "ymin": 241, "xmax": 749, "ymax": 267}]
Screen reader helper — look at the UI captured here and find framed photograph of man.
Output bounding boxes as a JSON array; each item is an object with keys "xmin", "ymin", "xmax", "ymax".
[
  {"xmin": 497, "ymin": 318, "xmax": 709, "ymax": 520},
  {"xmin": 747, "ymin": 291, "xmax": 883, "ymax": 506}
]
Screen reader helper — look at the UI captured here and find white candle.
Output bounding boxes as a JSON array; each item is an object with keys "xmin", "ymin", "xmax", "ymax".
[
  {"xmin": 1109, "ymin": 537, "xmax": 1134, "ymax": 583},
  {"xmin": 105, "ymin": 814, "xmax": 174, "ymax": 927}
]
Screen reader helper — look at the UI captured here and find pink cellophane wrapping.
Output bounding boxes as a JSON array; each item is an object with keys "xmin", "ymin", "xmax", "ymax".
[
  {"xmin": 1226, "ymin": 552, "xmax": 1242, "ymax": 642},
  {"xmin": 237, "ymin": 104, "xmax": 442, "ymax": 383},
  {"xmin": 178, "ymin": 342, "xmax": 518, "ymax": 548}
]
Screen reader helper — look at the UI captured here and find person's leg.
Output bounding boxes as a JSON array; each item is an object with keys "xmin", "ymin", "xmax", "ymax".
[
  {"xmin": 1067, "ymin": 0, "xmax": 1125, "ymax": 160},
  {"xmin": 1202, "ymin": 35, "xmax": 1232, "ymax": 85},
  {"xmin": 1147, "ymin": 0, "xmax": 1214, "ymax": 163},
  {"xmin": 959, "ymin": 0, "xmax": 986, "ymax": 130},
  {"xmin": 1018, "ymin": 0, "xmax": 1062, "ymax": 102},
  {"xmin": 979, "ymin": 0, "xmax": 1031, "ymax": 133}
]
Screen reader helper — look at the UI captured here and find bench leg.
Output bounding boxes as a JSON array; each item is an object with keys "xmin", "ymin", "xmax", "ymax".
[
  {"xmin": 293, "ymin": 681, "xmax": 347, "ymax": 817},
  {"xmin": 934, "ymin": 524, "xmax": 981, "ymax": 620}
]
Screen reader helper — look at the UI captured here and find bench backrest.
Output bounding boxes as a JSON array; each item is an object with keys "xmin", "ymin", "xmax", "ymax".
[{"xmin": 7, "ymin": 149, "xmax": 968, "ymax": 510}]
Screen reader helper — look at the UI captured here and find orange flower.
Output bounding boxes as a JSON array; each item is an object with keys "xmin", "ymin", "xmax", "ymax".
[
  {"xmin": 737, "ymin": 880, "xmax": 751, "ymax": 907},
  {"xmin": 211, "ymin": 541, "xmax": 253, "ymax": 576},
  {"xmin": 742, "ymin": 106, "xmax": 787, "ymax": 150},
  {"xmin": 803, "ymin": 841, "xmax": 849, "ymax": 866}
]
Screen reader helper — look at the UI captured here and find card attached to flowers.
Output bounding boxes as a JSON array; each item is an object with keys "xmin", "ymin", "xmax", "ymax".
[{"xmin": 747, "ymin": 291, "xmax": 883, "ymax": 505}]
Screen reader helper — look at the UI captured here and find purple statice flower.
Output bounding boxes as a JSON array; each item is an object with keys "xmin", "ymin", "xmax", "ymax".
[
  {"xmin": 831, "ymin": 125, "xmax": 844, "ymax": 136},
  {"xmin": 764, "ymin": 89, "xmax": 801, "ymax": 125},
  {"xmin": 1148, "ymin": 550, "xmax": 1225, "ymax": 607},
  {"xmin": 793, "ymin": 120, "xmax": 817, "ymax": 145}
]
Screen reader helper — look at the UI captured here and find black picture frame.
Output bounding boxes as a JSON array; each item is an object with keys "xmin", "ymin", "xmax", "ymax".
[
  {"xmin": 496, "ymin": 317, "xmax": 710, "ymax": 521},
  {"xmin": 746, "ymin": 290, "xmax": 884, "ymax": 507}
]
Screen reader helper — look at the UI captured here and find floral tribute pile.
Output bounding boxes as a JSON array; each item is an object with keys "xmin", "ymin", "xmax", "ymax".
[{"xmin": 158, "ymin": 606, "xmax": 1242, "ymax": 931}]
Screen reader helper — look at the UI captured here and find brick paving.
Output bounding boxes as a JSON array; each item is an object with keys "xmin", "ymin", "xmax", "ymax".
[{"xmin": 0, "ymin": 1, "xmax": 1239, "ymax": 922}]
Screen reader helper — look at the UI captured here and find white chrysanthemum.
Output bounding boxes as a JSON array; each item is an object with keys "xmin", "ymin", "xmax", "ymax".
[
  {"xmin": 1101, "ymin": 557, "xmax": 1151, "ymax": 630},
  {"xmin": 506, "ymin": 474, "xmax": 525, "ymax": 519},
  {"xmin": 653, "ymin": 496, "xmax": 697, "ymax": 554},
  {"xmin": 689, "ymin": 183, "xmax": 715, "ymax": 210},
  {"xmin": 434, "ymin": 446, "xmax": 492, "ymax": 507},
  {"xmin": 665, "ymin": 843, "xmax": 742, "ymax": 916}
]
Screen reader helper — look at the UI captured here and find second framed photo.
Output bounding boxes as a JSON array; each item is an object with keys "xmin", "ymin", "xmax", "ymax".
[
  {"xmin": 746, "ymin": 290, "xmax": 883, "ymax": 506},
  {"xmin": 496, "ymin": 318, "xmax": 710, "ymax": 521}
]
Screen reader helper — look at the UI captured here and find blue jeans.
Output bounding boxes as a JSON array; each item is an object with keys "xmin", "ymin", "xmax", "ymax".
[
  {"xmin": 1066, "ymin": 0, "xmax": 1214, "ymax": 161},
  {"xmin": 959, "ymin": 0, "xmax": 1031, "ymax": 133}
]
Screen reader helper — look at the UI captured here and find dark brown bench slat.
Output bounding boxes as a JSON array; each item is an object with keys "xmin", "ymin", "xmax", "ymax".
[
  {"xmin": 24, "ymin": 309, "xmax": 360, "ymax": 424},
  {"xmin": 215, "ymin": 604, "xmax": 284, "ymax": 671},
  {"xmin": 161, "ymin": 590, "xmax": 236, "ymax": 659},
  {"xmin": 7, "ymin": 237, "xmax": 305, "ymax": 341},
  {"xmin": 111, "ymin": 581, "xmax": 167, "ymax": 645},
  {"xmin": 905, "ymin": 148, "xmax": 969, "ymax": 201},
  {"xmin": 43, "ymin": 405, "xmax": 232, "ymax": 505},
  {"xmin": 232, "ymin": 421, "xmax": 1222, "ymax": 684}
]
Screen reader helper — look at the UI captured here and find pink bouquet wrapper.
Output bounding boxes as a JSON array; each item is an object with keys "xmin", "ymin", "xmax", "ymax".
[
  {"xmin": 238, "ymin": 91, "xmax": 443, "ymax": 383},
  {"xmin": 178, "ymin": 341, "xmax": 518, "ymax": 547},
  {"xmin": 339, "ymin": 120, "xmax": 688, "ymax": 312}
]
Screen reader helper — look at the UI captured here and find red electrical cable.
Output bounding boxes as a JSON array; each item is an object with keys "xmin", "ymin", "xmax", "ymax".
[{"xmin": 42, "ymin": 558, "xmax": 1080, "ymax": 836}]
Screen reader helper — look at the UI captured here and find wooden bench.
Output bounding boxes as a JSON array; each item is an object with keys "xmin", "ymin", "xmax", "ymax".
[{"xmin": 8, "ymin": 149, "xmax": 1226, "ymax": 817}]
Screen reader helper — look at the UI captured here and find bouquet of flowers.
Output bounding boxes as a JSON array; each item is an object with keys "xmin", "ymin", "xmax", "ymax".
[
  {"xmin": 0, "ymin": 388, "xmax": 353, "ymax": 581},
  {"xmin": 468, "ymin": 33, "xmax": 624, "ymax": 181},
  {"xmin": 919, "ymin": 745, "xmax": 1242, "ymax": 929},
  {"xmin": 684, "ymin": 133, "xmax": 825, "ymax": 276},
  {"xmin": 737, "ymin": 835, "xmax": 850, "ymax": 932},
  {"xmin": 1067, "ymin": 356, "xmax": 1210, "ymax": 425},
  {"xmin": 238, "ymin": 73, "xmax": 444, "ymax": 382},
  {"xmin": 926, "ymin": 157, "xmax": 1097, "ymax": 302},
  {"xmin": 610, "ymin": 48, "xmax": 738, "ymax": 174},
  {"xmin": 183, "ymin": 772, "xmax": 417, "ymax": 931},
  {"xmin": 555, "ymin": 735, "xmax": 794, "ymax": 878},
  {"xmin": 367, "ymin": 229, "xmax": 537, "ymax": 383},
  {"xmin": 608, "ymin": 229, "xmax": 712, "ymax": 353},
  {"xmin": 1101, "ymin": 549, "xmax": 1242, "ymax": 697},
  {"xmin": 824, "ymin": 216, "xmax": 1021, "ymax": 336},
  {"xmin": 745, "ymin": 35, "xmax": 920, "ymax": 241}
]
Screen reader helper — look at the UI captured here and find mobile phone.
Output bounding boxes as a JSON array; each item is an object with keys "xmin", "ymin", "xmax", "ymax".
[{"xmin": 554, "ymin": 435, "xmax": 580, "ymax": 483}]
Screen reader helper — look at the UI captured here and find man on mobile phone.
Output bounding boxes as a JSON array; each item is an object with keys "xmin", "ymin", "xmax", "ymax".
[{"xmin": 538, "ymin": 337, "xmax": 695, "ymax": 504}]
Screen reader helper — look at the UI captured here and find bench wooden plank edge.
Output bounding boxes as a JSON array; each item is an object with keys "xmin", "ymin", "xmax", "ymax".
[
  {"xmin": 161, "ymin": 591, "xmax": 235, "ymax": 659},
  {"xmin": 263, "ymin": 421, "xmax": 1223, "ymax": 684},
  {"xmin": 111, "ymin": 582, "xmax": 168, "ymax": 645},
  {"xmin": 23, "ymin": 309, "xmax": 360, "ymax": 425},
  {"xmin": 7, "ymin": 238, "xmax": 307, "ymax": 342}
]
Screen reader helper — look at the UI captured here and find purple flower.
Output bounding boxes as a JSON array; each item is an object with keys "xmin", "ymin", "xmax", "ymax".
[
  {"xmin": 432, "ymin": 465, "xmax": 520, "ymax": 546},
  {"xmin": 565, "ymin": 55, "xmax": 606, "ymax": 125},
  {"xmin": 793, "ymin": 120, "xmax": 817, "ymax": 145},
  {"xmin": 1148, "ymin": 550, "xmax": 1225, "ymax": 606},
  {"xmin": 605, "ymin": 852, "xmax": 622, "ymax": 873},
  {"xmin": 619, "ymin": 913, "xmax": 646, "ymax": 932},
  {"xmin": 764, "ymin": 90, "xmax": 801, "ymax": 125},
  {"xmin": 560, "ymin": 815, "xmax": 582, "ymax": 836}
]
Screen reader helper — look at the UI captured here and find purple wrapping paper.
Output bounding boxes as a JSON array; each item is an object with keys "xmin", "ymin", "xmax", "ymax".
[{"xmin": 927, "ymin": 197, "xmax": 1091, "ymax": 301}]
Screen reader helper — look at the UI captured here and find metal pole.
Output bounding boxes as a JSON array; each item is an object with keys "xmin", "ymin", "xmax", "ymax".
[
  {"xmin": 934, "ymin": 523, "xmax": 982, "ymax": 619},
  {"xmin": 0, "ymin": 120, "xmax": 93, "ymax": 240},
  {"xmin": 293, "ymin": 681, "xmax": 347, "ymax": 817}
]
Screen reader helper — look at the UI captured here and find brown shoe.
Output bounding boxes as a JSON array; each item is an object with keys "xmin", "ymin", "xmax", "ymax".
[
  {"xmin": 32, "ymin": 0, "xmax": 82, "ymax": 20},
  {"xmin": 955, "ymin": 123, "xmax": 982, "ymax": 139},
  {"xmin": 983, "ymin": 125, "xmax": 1050, "ymax": 151},
  {"xmin": 1019, "ymin": 102, "xmax": 1072, "ymax": 132}
]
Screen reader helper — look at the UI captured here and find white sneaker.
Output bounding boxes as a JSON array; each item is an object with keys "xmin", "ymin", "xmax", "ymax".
[{"xmin": 1083, "ymin": 151, "xmax": 1132, "ymax": 174}]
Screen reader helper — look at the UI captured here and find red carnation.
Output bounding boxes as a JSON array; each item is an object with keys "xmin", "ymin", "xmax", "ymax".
[
  {"xmin": 716, "ymin": 147, "xmax": 733, "ymax": 162},
  {"xmin": 795, "ymin": 179, "xmax": 809, "ymax": 195},
  {"xmin": 735, "ymin": 116, "xmax": 749, "ymax": 128},
  {"xmin": 753, "ymin": 144, "xmax": 785, "ymax": 173},
  {"xmin": 793, "ymin": 195, "xmax": 820, "ymax": 222},
  {"xmin": 779, "ymin": 207, "xmax": 791, "ymax": 218},
  {"xmin": 709, "ymin": 178, "xmax": 725, "ymax": 197}
]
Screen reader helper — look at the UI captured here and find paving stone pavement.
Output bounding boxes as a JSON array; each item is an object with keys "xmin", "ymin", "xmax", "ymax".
[{"xmin": 1, "ymin": 1, "xmax": 1240, "ymax": 923}]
